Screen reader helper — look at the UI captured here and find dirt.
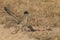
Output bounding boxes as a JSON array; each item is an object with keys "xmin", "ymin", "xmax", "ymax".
[{"xmin": 0, "ymin": 0, "xmax": 60, "ymax": 40}]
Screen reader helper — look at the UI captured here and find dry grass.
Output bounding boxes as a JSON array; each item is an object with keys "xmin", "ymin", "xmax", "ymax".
[{"xmin": 0, "ymin": 0, "xmax": 60, "ymax": 40}]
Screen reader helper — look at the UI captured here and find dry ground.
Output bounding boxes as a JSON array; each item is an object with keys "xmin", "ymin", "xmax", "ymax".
[{"xmin": 0, "ymin": 0, "xmax": 60, "ymax": 40}]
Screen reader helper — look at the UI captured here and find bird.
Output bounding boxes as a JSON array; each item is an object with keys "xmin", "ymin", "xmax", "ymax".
[{"xmin": 4, "ymin": 7, "xmax": 30, "ymax": 34}]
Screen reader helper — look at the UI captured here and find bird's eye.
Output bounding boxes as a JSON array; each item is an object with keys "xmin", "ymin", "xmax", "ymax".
[{"xmin": 24, "ymin": 11, "xmax": 29, "ymax": 15}]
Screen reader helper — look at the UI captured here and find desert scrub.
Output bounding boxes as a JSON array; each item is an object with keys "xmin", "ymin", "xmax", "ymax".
[
  {"xmin": 51, "ymin": 35, "xmax": 60, "ymax": 40},
  {"xmin": 30, "ymin": 31, "xmax": 49, "ymax": 40}
]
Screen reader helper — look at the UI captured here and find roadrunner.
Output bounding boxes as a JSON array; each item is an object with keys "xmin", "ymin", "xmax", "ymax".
[{"xmin": 4, "ymin": 7, "xmax": 29, "ymax": 34}]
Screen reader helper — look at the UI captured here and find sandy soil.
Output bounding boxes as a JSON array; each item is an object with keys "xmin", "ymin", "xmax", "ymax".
[{"xmin": 0, "ymin": 0, "xmax": 60, "ymax": 40}]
